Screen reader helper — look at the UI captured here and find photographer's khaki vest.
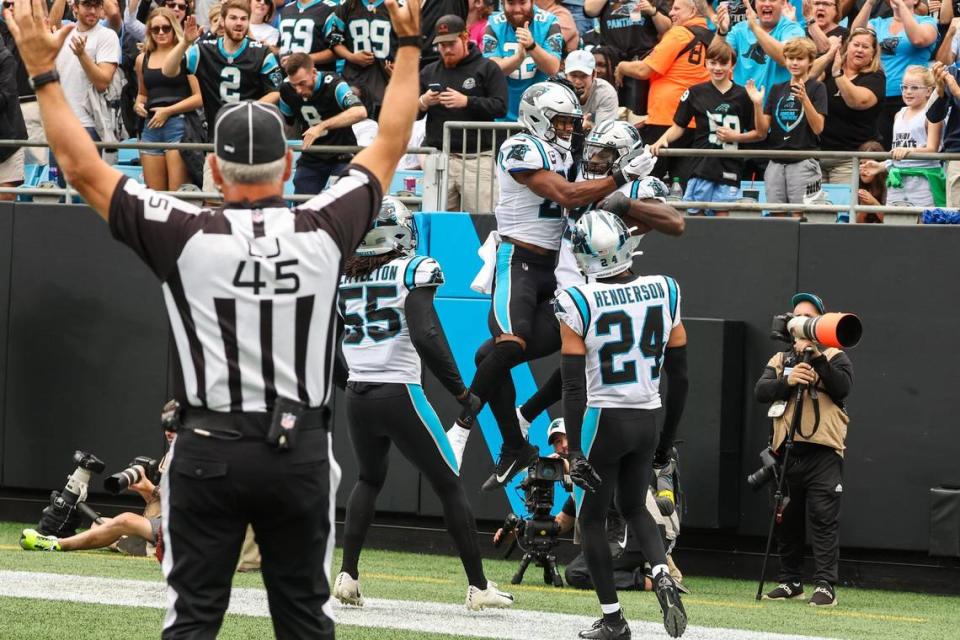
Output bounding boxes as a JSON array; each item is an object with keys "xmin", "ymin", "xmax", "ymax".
[{"xmin": 768, "ymin": 349, "xmax": 849, "ymax": 457}]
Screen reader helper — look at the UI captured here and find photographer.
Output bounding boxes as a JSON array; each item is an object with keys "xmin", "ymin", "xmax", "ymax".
[{"xmin": 754, "ymin": 293, "xmax": 854, "ymax": 607}]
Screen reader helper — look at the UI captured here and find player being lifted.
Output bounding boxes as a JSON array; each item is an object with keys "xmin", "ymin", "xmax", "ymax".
[
  {"xmin": 556, "ymin": 210, "xmax": 689, "ymax": 639},
  {"xmin": 333, "ymin": 198, "xmax": 514, "ymax": 611},
  {"xmin": 444, "ymin": 81, "xmax": 658, "ymax": 491}
]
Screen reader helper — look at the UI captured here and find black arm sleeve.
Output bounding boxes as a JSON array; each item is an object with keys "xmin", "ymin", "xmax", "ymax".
[
  {"xmin": 332, "ymin": 317, "xmax": 348, "ymax": 391},
  {"xmin": 928, "ymin": 94, "xmax": 949, "ymax": 123},
  {"xmin": 657, "ymin": 345, "xmax": 688, "ymax": 459},
  {"xmin": 405, "ymin": 286, "xmax": 467, "ymax": 398},
  {"xmin": 755, "ymin": 359, "xmax": 792, "ymax": 403},
  {"xmin": 561, "ymin": 354, "xmax": 587, "ymax": 452},
  {"xmin": 811, "ymin": 351, "xmax": 853, "ymax": 402}
]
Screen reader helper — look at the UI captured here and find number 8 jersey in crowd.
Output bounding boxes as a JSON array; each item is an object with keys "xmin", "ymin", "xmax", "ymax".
[
  {"xmin": 338, "ymin": 255, "xmax": 444, "ymax": 383},
  {"xmin": 555, "ymin": 274, "xmax": 680, "ymax": 409},
  {"xmin": 495, "ymin": 132, "xmax": 573, "ymax": 251}
]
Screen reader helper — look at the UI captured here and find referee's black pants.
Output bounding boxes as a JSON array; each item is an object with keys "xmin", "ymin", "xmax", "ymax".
[
  {"xmin": 161, "ymin": 413, "xmax": 339, "ymax": 640},
  {"xmin": 341, "ymin": 382, "xmax": 487, "ymax": 588},
  {"xmin": 775, "ymin": 443, "xmax": 843, "ymax": 586},
  {"xmin": 576, "ymin": 407, "xmax": 667, "ymax": 608}
]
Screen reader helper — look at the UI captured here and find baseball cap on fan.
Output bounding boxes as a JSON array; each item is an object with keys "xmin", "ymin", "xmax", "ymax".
[
  {"xmin": 565, "ymin": 50, "xmax": 596, "ymax": 76},
  {"xmin": 214, "ymin": 101, "xmax": 288, "ymax": 165},
  {"xmin": 433, "ymin": 14, "xmax": 466, "ymax": 43}
]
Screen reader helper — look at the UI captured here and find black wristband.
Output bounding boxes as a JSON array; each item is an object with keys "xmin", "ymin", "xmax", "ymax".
[
  {"xmin": 29, "ymin": 69, "xmax": 60, "ymax": 91},
  {"xmin": 524, "ymin": 42, "xmax": 535, "ymax": 51},
  {"xmin": 396, "ymin": 35, "xmax": 422, "ymax": 48},
  {"xmin": 613, "ymin": 169, "xmax": 628, "ymax": 187}
]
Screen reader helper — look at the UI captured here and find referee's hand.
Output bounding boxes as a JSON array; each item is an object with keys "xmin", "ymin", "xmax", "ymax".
[
  {"xmin": 385, "ymin": 0, "xmax": 421, "ymax": 38},
  {"xmin": 3, "ymin": 0, "xmax": 76, "ymax": 77}
]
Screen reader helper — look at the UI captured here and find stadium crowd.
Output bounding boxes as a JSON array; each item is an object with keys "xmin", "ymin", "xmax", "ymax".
[{"xmin": 3, "ymin": 0, "xmax": 960, "ymax": 215}]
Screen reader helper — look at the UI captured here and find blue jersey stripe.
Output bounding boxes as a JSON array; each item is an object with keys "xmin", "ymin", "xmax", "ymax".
[
  {"xmin": 493, "ymin": 243, "xmax": 514, "ymax": 334},
  {"xmin": 566, "ymin": 286, "xmax": 591, "ymax": 336},
  {"xmin": 665, "ymin": 276, "xmax": 678, "ymax": 322},
  {"xmin": 406, "ymin": 384, "xmax": 460, "ymax": 475},
  {"xmin": 574, "ymin": 407, "xmax": 602, "ymax": 516},
  {"xmin": 404, "ymin": 256, "xmax": 428, "ymax": 289}
]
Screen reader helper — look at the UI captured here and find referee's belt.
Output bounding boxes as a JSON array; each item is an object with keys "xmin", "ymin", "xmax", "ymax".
[{"xmin": 180, "ymin": 406, "xmax": 330, "ymax": 440}]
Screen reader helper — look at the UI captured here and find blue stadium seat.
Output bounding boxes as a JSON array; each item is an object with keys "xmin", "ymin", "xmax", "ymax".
[
  {"xmin": 115, "ymin": 164, "xmax": 144, "ymax": 184},
  {"xmin": 22, "ymin": 164, "xmax": 43, "ymax": 188},
  {"xmin": 116, "ymin": 138, "xmax": 140, "ymax": 165}
]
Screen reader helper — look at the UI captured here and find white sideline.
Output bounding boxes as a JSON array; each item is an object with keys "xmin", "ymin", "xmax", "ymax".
[{"xmin": 0, "ymin": 570, "xmax": 832, "ymax": 640}]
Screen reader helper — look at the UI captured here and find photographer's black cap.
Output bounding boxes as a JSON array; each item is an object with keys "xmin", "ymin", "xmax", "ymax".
[
  {"xmin": 214, "ymin": 101, "xmax": 287, "ymax": 165},
  {"xmin": 791, "ymin": 292, "xmax": 825, "ymax": 314}
]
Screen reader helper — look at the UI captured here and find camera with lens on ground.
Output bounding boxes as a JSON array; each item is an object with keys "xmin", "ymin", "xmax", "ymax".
[
  {"xmin": 37, "ymin": 450, "xmax": 107, "ymax": 537},
  {"xmin": 494, "ymin": 456, "xmax": 570, "ymax": 587},
  {"xmin": 104, "ymin": 456, "xmax": 160, "ymax": 494}
]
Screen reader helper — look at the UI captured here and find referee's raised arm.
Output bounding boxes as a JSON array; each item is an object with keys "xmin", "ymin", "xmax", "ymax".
[
  {"xmin": 4, "ymin": 0, "xmax": 124, "ymax": 219},
  {"xmin": 351, "ymin": 0, "xmax": 423, "ymax": 195}
]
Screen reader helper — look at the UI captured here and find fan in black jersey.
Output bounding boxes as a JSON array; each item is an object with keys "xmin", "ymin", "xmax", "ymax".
[
  {"xmin": 325, "ymin": 0, "xmax": 395, "ymax": 117},
  {"xmin": 650, "ymin": 39, "xmax": 763, "ymax": 216},
  {"xmin": 164, "ymin": 0, "xmax": 282, "ymax": 132},
  {"xmin": 280, "ymin": 53, "xmax": 368, "ymax": 194},
  {"xmin": 279, "ymin": 0, "xmax": 339, "ymax": 71}
]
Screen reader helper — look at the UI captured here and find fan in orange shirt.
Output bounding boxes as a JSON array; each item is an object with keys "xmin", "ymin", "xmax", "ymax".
[{"xmin": 616, "ymin": 0, "xmax": 712, "ymax": 185}]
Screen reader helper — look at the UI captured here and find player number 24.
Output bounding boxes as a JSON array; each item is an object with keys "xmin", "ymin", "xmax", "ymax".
[{"xmin": 595, "ymin": 306, "xmax": 665, "ymax": 385}]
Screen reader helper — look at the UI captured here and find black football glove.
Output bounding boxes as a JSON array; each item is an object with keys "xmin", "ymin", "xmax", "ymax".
[
  {"xmin": 569, "ymin": 451, "xmax": 602, "ymax": 493},
  {"xmin": 599, "ymin": 191, "xmax": 631, "ymax": 218},
  {"xmin": 457, "ymin": 390, "xmax": 482, "ymax": 425}
]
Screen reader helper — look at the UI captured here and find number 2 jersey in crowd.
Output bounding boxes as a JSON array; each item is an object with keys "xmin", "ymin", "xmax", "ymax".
[
  {"xmin": 495, "ymin": 132, "xmax": 573, "ymax": 250},
  {"xmin": 338, "ymin": 255, "xmax": 444, "ymax": 383},
  {"xmin": 555, "ymin": 274, "xmax": 680, "ymax": 409},
  {"xmin": 186, "ymin": 37, "xmax": 282, "ymax": 129}
]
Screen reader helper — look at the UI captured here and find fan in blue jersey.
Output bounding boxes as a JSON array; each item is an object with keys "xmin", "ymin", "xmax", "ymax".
[
  {"xmin": 324, "ymin": 0, "xmax": 395, "ymax": 117},
  {"xmin": 444, "ymin": 81, "xmax": 659, "ymax": 492},
  {"xmin": 334, "ymin": 197, "xmax": 515, "ymax": 612},
  {"xmin": 556, "ymin": 209, "xmax": 689, "ymax": 639},
  {"xmin": 481, "ymin": 0, "xmax": 564, "ymax": 119},
  {"xmin": 280, "ymin": 53, "xmax": 368, "ymax": 194},
  {"xmin": 278, "ymin": 0, "xmax": 340, "ymax": 71}
]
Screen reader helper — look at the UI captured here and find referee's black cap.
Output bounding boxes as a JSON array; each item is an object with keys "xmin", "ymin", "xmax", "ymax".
[{"xmin": 214, "ymin": 102, "xmax": 287, "ymax": 165}]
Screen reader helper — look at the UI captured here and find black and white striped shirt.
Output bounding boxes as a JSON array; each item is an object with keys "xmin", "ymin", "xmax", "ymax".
[{"xmin": 109, "ymin": 165, "xmax": 381, "ymax": 412}]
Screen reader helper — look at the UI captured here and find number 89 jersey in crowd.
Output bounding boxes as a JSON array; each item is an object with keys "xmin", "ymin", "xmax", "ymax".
[
  {"xmin": 338, "ymin": 255, "xmax": 444, "ymax": 384},
  {"xmin": 555, "ymin": 274, "xmax": 681, "ymax": 409}
]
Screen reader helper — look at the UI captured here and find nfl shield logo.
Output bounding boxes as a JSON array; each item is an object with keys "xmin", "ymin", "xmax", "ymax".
[{"xmin": 281, "ymin": 413, "xmax": 297, "ymax": 430}]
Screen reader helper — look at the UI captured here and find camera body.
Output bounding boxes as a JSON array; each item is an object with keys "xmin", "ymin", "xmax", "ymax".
[
  {"xmin": 746, "ymin": 447, "xmax": 780, "ymax": 491},
  {"xmin": 38, "ymin": 450, "xmax": 106, "ymax": 537},
  {"xmin": 519, "ymin": 456, "xmax": 567, "ymax": 520},
  {"xmin": 104, "ymin": 456, "xmax": 160, "ymax": 494}
]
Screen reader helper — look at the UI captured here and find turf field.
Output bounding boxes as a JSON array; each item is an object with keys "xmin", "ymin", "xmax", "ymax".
[{"xmin": 1, "ymin": 521, "xmax": 957, "ymax": 640}]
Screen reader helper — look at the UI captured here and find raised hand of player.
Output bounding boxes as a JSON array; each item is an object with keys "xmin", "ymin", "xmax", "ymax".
[
  {"xmin": 613, "ymin": 146, "xmax": 656, "ymax": 182},
  {"xmin": 2, "ymin": 0, "xmax": 76, "ymax": 76},
  {"xmin": 569, "ymin": 452, "xmax": 601, "ymax": 493},
  {"xmin": 457, "ymin": 389, "xmax": 482, "ymax": 424},
  {"xmin": 384, "ymin": 0, "xmax": 421, "ymax": 38},
  {"xmin": 183, "ymin": 15, "xmax": 200, "ymax": 44}
]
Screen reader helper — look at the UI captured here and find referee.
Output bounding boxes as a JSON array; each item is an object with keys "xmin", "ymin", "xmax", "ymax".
[{"xmin": 4, "ymin": 0, "xmax": 424, "ymax": 637}]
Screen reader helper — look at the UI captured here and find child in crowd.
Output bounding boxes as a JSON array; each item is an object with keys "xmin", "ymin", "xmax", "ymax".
[
  {"xmin": 882, "ymin": 65, "xmax": 945, "ymax": 208},
  {"xmin": 650, "ymin": 39, "xmax": 763, "ymax": 216},
  {"xmin": 856, "ymin": 140, "xmax": 888, "ymax": 223},
  {"xmin": 749, "ymin": 37, "xmax": 828, "ymax": 217}
]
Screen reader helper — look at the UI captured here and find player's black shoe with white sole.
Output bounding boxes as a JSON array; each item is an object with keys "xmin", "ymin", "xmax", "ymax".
[
  {"xmin": 578, "ymin": 617, "xmax": 631, "ymax": 640},
  {"xmin": 654, "ymin": 572, "xmax": 687, "ymax": 637},
  {"xmin": 480, "ymin": 441, "xmax": 539, "ymax": 491}
]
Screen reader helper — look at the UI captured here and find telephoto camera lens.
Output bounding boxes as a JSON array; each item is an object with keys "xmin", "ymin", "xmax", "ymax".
[{"xmin": 104, "ymin": 465, "xmax": 145, "ymax": 494}]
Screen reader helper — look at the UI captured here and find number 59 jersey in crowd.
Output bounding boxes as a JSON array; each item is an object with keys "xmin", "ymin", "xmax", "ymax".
[
  {"xmin": 338, "ymin": 255, "xmax": 444, "ymax": 384},
  {"xmin": 555, "ymin": 274, "xmax": 680, "ymax": 409},
  {"xmin": 495, "ymin": 132, "xmax": 574, "ymax": 251}
]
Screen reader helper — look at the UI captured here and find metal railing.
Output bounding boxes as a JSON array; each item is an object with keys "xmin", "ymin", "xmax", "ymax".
[
  {"xmin": 0, "ymin": 139, "xmax": 438, "ymax": 207},
  {"xmin": 440, "ymin": 122, "xmax": 523, "ymax": 214},
  {"xmin": 438, "ymin": 122, "xmax": 960, "ymax": 222}
]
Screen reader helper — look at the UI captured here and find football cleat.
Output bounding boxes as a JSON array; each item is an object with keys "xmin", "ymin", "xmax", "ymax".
[
  {"xmin": 332, "ymin": 571, "xmax": 365, "ymax": 607},
  {"xmin": 465, "ymin": 581, "xmax": 514, "ymax": 610},
  {"xmin": 480, "ymin": 441, "xmax": 539, "ymax": 492},
  {"xmin": 20, "ymin": 529, "xmax": 61, "ymax": 552}
]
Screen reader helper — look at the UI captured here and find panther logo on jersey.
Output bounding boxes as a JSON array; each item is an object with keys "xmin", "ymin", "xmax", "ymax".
[{"xmin": 507, "ymin": 143, "xmax": 530, "ymax": 162}]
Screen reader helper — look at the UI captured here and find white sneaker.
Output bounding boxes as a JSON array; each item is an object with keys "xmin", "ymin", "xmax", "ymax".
[
  {"xmin": 332, "ymin": 571, "xmax": 365, "ymax": 607},
  {"xmin": 465, "ymin": 580, "xmax": 514, "ymax": 610},
  {"xmin": 447, "ymin": 424, "xmax": 471, "ymax": 468},
  {"xmin": 516, "ymin": 407, "xmax": 530, "ymax": 440}
]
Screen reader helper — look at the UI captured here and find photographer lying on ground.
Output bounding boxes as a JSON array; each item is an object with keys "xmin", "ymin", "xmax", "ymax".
[{"xmin": 493, "ymin": 419, "xmax": 685, "ymax": 591}]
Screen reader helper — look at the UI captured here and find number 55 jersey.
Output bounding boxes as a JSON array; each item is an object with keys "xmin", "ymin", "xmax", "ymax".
[
  {"xmin": 339, "ymin": 255, "xmax": 444, "ymax": 383},
  {"xmin": 554, "ymin": 274, "xmax": 680, "ymax": 409}
]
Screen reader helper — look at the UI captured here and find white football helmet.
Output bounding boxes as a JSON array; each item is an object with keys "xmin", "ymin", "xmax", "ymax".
[
  {"xmin": 518, "ymin": 82, "xmax": 583, "ymax": 152},
  {"xmin": 570, "ymin": 209, "xmax": 641, "ymax": 278},
  {"xmin": 581, "ymin": 120, "xmax": 643, "ymax": 180},
  {"xmin": 356, "ymin": 197, "xmax": 417, "ymax": 256}
]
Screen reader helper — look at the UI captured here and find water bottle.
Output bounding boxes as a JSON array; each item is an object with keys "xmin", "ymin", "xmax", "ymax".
[{"xmin": 667, "ymin": 176, "xmax": 683, "ymax": 201}]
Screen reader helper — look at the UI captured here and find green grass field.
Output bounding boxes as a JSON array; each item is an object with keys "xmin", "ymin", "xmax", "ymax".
[{"xmin": 1, "ymin": 521, "xmax": 958, "ymax": 640}]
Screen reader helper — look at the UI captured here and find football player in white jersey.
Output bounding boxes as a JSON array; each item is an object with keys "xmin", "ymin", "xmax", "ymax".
[
  {"xmin": 333, "ymin": 198, "xmax": 513, "ymax": 611},
  {"xmin": 447, "ymin": 81, "xmax": 657, "ymax": 491},
  {"xmin": 555, "ymin": 210, "xmax": 689, "ymax": 639}
]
